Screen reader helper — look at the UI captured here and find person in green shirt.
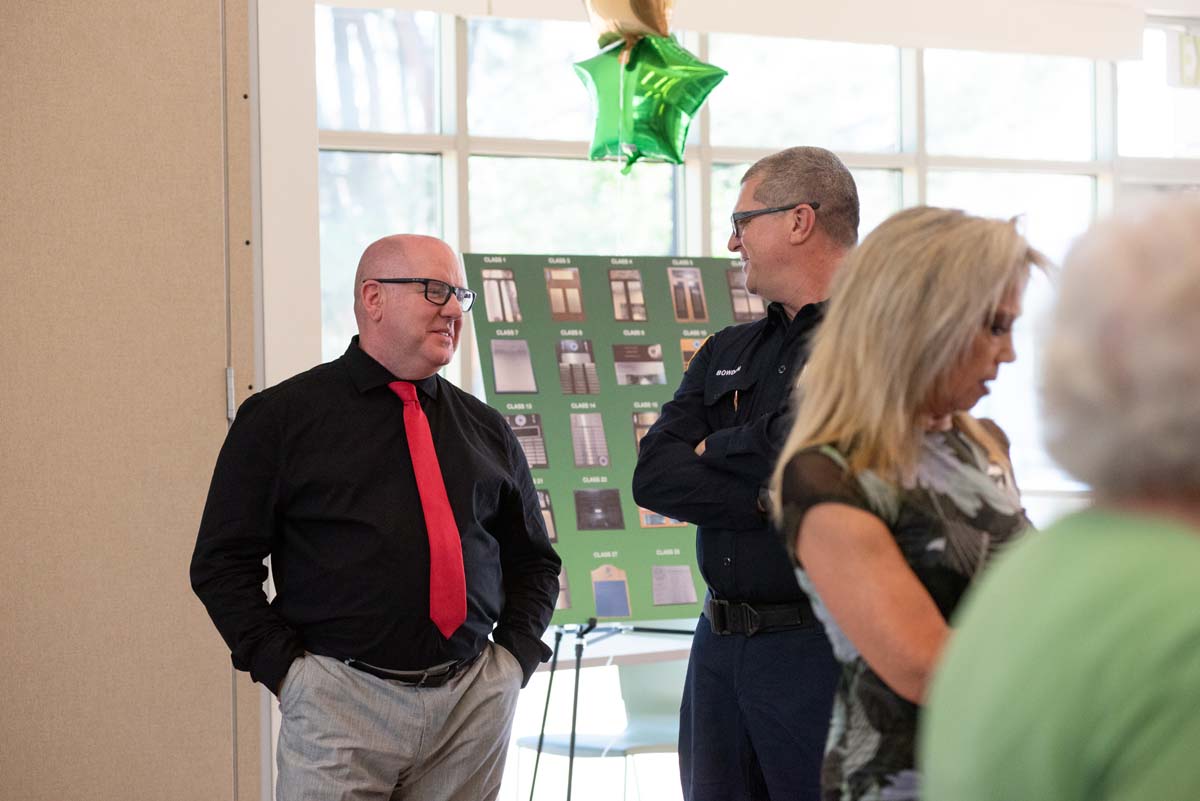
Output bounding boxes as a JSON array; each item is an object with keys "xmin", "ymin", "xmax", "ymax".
[{"xmin": 921, "ymin": 193, "xmax": 1200, "ymax": 801}]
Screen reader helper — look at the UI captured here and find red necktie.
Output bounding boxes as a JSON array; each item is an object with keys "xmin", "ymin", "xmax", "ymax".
[{"xmin": 389, "ymin": 381, "xmax": 467, "ymax": 639}]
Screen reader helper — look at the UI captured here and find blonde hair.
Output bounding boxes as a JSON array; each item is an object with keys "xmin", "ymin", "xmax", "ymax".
[{"xmin": 771, "ymin": 206, "xmax": 1047, "ymax": 499}]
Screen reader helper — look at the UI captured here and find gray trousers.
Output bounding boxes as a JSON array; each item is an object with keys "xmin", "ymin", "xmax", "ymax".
[{"xmin": 276, "ymin": 643, "xmax": 524, "ymax": 801}]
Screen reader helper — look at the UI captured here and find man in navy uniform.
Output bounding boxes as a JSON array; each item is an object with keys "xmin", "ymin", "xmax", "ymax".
[{"xmin": 634, "ymin": 147, "xmax": 859, "ymax": 801}]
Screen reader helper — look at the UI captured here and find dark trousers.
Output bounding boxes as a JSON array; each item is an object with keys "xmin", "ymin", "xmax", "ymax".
[{"xmin": 679, "ymin": 613, "xmax": 840, "ymax": 801}]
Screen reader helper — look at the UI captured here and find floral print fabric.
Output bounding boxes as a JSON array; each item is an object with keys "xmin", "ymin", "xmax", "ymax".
[{"xmin": 778, "ymin": 419, "xmax": 1031, "ymax": 801}]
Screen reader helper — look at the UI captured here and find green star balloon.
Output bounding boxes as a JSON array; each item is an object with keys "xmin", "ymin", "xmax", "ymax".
[{"xmin": 574, "ymin": 36, "xmax": 726, "ymax": 173}]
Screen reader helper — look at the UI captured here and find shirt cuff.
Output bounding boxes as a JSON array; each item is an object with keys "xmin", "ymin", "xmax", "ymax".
[
  {"xmin": 249, "ymin": 637, "xmax": 305, "ymax": 694},
  {"xmin": 493, "ymin": 628, "xmax": 552, "ymax": 687}
]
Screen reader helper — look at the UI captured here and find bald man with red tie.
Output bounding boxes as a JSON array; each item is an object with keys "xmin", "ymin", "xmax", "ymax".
[{"xmin": 191, "ymin": 234, "xmax": 560, "ymax": 801}]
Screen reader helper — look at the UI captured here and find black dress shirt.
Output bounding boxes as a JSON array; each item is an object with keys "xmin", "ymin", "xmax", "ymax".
[
  {"xmin": 632, "ymin": 302, "xmax": 824, "ymax": 603},
  {"xmin": 191, "ymin": 338, "xmax": 561, "ymax": 692}
]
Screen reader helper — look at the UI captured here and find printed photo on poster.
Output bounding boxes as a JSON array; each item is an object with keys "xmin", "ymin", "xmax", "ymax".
[
  {"xmin": 574, "ymin": 489, "xmax": 625, "ymax": 530},
  {"xmin": 591, "ymin": 564, "xmax": 631, "ymax": 618},
  {"xmin": 679, "ymin": 338, "xmax": 706, "ymax": 372},
  {"xmin": 482, "ymin": 268, "xmax": 522, "ymax": 323},
  {"xmin": 545, "ymin": 267, "xmax": 586, "ymax": 321},
  {"xmin": 507, "ymin": 413, "xmax": 548, "ymax": 467},
  {"xmin": 612, "ymin": 343, "xmax": 667, "ymax": 386},
  {"xmin": 556, "ymin": 567, "xmax": 571, "ymax": 610},
  {"xmin": 651, "ymin": 564, "xmax": 698, "ymax": 606},
  {"xmin": 632, "ymin": 411, "xmax": 660, "ymax": 454},
  {"xmin": 570, "ymin": 412, "xmax": 610, "ymax": 468},
  {"xmin": 491, "ymin": 339, "xmax": 539, "ymax": 394},
  {"xmin": 727, "ymin": 268, "xmax": 767, "ymax": 322},
  {"xmin": 638, "ymin": 506, "xmax": 687, "ymax": 528},
  {"xmin": 668, "ymin": 266, "xmax": 709, "ymax": 322},
  {"xmin": 609, "ymin": 268, "xmax": 647, "ymax": 321},
  {"xmin": 557, "ymin": 339, "xmax": 601, "ymax": 395},
  {"xmin": 537, "ymin": 490, "xmax": 557, "ymax": 543}
]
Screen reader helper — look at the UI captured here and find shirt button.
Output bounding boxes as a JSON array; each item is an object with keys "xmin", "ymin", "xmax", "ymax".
[
  {"xmin": 723, "ymin": 557, "xmax": 733, "ymax": 567},
  {"xmin": 777, "ymin": 364, "xmax": 787, "ymax": 374}
]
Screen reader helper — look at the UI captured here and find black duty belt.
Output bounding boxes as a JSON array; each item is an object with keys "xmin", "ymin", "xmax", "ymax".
[
  {"xmin": 344, "ymin": 652, "xmax": 481, "ymax": 688},
  {"xmin": 704, "ymin": 597, "xmax": 814, "ymax": 637}
]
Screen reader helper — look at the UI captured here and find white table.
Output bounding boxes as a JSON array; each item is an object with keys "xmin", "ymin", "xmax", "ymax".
[{"xmin": 535, "ymin": 619, "xmax": 696, "ymax": 670}]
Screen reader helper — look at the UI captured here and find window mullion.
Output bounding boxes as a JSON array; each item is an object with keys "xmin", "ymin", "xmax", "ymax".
[
  {"xmin": 692, "ymin": 31, "xmax": 713, "ymax": 257},
  {"xmin": 913, "ymin": 47, "xmax": 927, "ymax": 206},
  {"xmin": 1095, "ymin": 58, "xmax": 1116, "ymax": 214},
  {"xmin": 441, "ymin": 14, "xmax": 469, "ymax": 254}
]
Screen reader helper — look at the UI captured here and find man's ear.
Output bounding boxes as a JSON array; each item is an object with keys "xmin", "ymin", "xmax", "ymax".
[
  {"xmin": 788, "ymin": 205, "xmax": 818, "ymax": 245},
  {"xmin": 361, "ymin": 280, "xmax": 385, "ymax": 322}
]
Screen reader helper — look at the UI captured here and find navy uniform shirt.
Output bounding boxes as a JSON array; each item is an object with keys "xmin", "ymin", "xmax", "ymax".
[
  {"xmin": 191, "ymin": 338, "xmax": 561, "ymax": 691},
  {"xmin": 632, "ymin": 302, "xmax": 824, "ymax": 603}
]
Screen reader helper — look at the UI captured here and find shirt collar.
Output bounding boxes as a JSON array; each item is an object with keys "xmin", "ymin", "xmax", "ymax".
[
  {"xmin": 765, "ymin": 300, "xmax": 826, "ymax": 331},
  {"xmin": 343, "ymin": 336, "xmax": 440, "ymax": 400}
]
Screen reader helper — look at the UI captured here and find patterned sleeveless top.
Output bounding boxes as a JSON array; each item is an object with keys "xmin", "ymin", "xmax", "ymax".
[{"xmin": 778, "ymin": 417, "xmax": 1032, "ymax": 801}]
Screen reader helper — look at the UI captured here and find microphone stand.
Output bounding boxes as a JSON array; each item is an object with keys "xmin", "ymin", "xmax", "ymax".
[
  {"xmin": 565, "ymin": 617, "xmax": 597, "ymax": 801},
  {"xmin": 527, "ymin": 626, "xmax": 563, "ymax": 801}
]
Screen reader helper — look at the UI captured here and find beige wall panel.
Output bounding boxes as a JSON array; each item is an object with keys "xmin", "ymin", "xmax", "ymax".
[{"xmin": 1, "ymin": 1, "xmax": 256, "ymax": 799}]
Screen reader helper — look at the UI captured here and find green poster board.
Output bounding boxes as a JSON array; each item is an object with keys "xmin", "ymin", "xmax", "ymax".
[{"xmin": 464, "ymin": 253, "xmax": 768, "ymax": 625}]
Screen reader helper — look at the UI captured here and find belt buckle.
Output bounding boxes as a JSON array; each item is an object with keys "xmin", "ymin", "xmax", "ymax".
[
  {"xmin": 742, "ymin": 604, "xmax": 762, "ymax": 637},
  {"xmin": 720, "ymin": 602, "xmax": 761, "ymax": 637},
  {"xmin": 707, "ymin": 598, "xmax": 730, "ymax": 635},
  {"xmin": 417, "ymin": 661, "xmax": 456, "ymax": 688}
]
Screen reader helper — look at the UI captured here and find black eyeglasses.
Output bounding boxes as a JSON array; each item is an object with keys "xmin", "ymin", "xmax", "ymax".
[
  {"xmin": 364, "ymin": 277, "xmax": 476, "ymax": 312},
  {"xmin": 730, "ymin": 201, "xmax": 820, "ymax": 240}
]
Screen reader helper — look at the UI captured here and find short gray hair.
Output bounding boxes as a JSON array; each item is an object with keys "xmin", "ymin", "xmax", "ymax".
[
  {"xmin": 1042, "ymin": 194, "xmax": 1200, "ymax": 496},
  {"xmin": 743, "ymin": 146, "xmax": 860, "ymax": 248}
]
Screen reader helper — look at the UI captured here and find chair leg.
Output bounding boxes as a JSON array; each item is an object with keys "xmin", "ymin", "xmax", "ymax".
[
  {"xmin": 623, "ymin": 756, "xmax": 629, "ymax": 801},
  {"xmin": 514, "ymin": 747, "xmax": 521, "ymax": 801}
]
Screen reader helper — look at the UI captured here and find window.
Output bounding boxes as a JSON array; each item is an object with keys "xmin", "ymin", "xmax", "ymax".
[
  {"xmin": 926, "ymin": 170, "xmax": 1096, "ymax": 493},
  {"xmin": 469, "ymin": 157, "xmax": 678, "ymax": 255},
  {"xmin": 467, "ymin": 18, "xmax": 597, "ymax": 140},
  {"xmin": 1118, "ymin": 27, "xmax": 1200, "ymax": 158},
  {"xmin": 925, "ymin": 49, "xmax": 1095, "ymax": 160},
  {"xmin": 315, "ymin": 6, "xmax": 439, "ymax": 133},
  {"xmin": 707, "ymin": 35, "xmax": 902, "ymax": 152},
  {"xmin": 318, "ymin": 151, "xmax": 441, "ymax": 360},
  {"xmin": 925, "ymin": 171, "xmax": 1095, "ymax": 263}
]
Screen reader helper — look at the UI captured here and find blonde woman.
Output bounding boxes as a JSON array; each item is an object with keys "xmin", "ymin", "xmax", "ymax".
[
  {"xmin": 922, "ymin": 195, "xmax": 1200, "ymax": 801},
  {"xmin": 770, "ymin": 206, "xmax": 1047, "ymax": 801}
]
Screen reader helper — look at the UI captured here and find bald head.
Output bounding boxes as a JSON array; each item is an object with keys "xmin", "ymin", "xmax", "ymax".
[
  {"xmin": 353, "ymin": 235, "xmax": 461, "ymax": 326},
  {"xmin": 353, "ymin": 234, "xmax": 467, "ymax": 379}
]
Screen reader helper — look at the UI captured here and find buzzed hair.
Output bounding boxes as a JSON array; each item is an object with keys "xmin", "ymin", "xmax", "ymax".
[{"xmin": 743, "ymin": 147, "xmax": 860, "ymax": 249}]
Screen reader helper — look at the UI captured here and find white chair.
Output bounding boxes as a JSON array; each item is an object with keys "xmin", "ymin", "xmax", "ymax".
[{"xmin": 517, "ymin": 658, "xmax": 687, "ymax": 800}]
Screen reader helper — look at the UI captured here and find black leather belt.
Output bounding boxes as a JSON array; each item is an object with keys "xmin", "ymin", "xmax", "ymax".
[
  {"xmin": 704, "ymin": 597, "xmax": 814, "ymax": 636},
  {"xmin": 344, "ymin": 652, "xmax": 480, "ymax": 687}
]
